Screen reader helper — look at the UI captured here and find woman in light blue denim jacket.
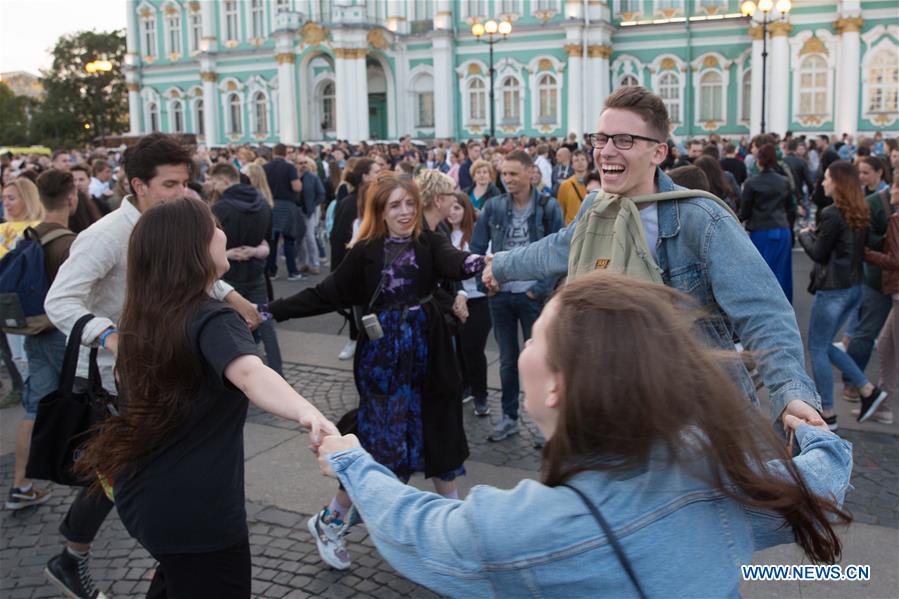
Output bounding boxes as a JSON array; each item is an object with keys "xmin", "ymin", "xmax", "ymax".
[{"xmin": 318, "ymin": 272, "xmax": 853, "ymax": 598}]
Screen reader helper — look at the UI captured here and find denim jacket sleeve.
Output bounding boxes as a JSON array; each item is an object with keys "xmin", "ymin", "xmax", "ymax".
[
  {"xmin": 492, "ymin": 191, "xmax": 594, "ymax": 284},
  {"xmin": 742, "ymin": 424, "xmax": 852, "ymax": 552},
  {"xmin": 704, "ymin": 208, "xmax": 821, "ymax": 420},
  {"xmin": 329, "ymin": 447, "xmax": 493, "ymax": 597},
  {"xmin": 531, "ymin": 199, "xmax": 566, "ymax": 298}
]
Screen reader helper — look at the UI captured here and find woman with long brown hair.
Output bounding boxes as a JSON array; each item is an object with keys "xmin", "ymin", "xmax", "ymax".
[
  {"xmin": 259, "ymin": 172, "xmax": 484, "ymax": 571},
  {"xmin": 76, "ymin": 197, "xmax": 335, "ymax": 598},
  {"xmin": 799, "ymin": 160, "xmax": 886, "ymax": 430},
  {"xmin": 315, "ymin": 271, "xmax": 852, "ymax": 598}
]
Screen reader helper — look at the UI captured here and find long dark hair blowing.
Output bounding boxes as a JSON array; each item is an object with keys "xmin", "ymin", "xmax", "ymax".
[
  {"xmin": 76, "ymin": 197, "xmax": 220, "ymax": 484},
  {"xmin": 827, "ymin": 160, "xmax": 869, "ymax": 230},
  {"xmin": 694, "ymin": 155, "xmax": 735, "ymax": 203},
  {"xmin": 541, "ymin": 272, "xmax": 850, "ymax": 564}
]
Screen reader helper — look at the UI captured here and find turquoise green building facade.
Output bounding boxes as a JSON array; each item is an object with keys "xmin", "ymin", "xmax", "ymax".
[{"xmin": 124, "ymin": 0, "xmax": 899, "ymax": 144}]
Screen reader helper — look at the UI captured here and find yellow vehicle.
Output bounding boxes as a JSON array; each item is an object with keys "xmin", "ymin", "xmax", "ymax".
[{"xmin": 0, "ymin": 146, "xmax": 52, "ymax": 156}]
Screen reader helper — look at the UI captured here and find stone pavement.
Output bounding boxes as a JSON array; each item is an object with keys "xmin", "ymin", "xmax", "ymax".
[{"xmin": 2, "ymin": 347, "xmax": 898, "ymax": 598}]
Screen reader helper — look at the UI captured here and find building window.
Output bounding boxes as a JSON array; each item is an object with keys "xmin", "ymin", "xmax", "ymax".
[
  {"xmin": 658, "ymin": 71, "xmax": 680, "ymax": 123},
  {"xmin": 867, "ymin": 49, "xmax": 899, "ymax": 114},
  {"xmin": 224, "ymin": 0, "xmax": 239, "ymax": 43},
  {"xmin": 321, "ymin": 81, "xmax": 335, "ymax": 131},
  {"xmin": 498, "ymin": 0, "xmax": 521, "ymax": 15},
  {"xmin": 253, "ymin": 92, "xmax": 268, "ymax": 134},
  {"xmin": 468, "ymin": 78, "xmax": 486, "ymax": 122},
  {"xmin": 189, "ymin": 13, "xmax": 201, "ymax": 52},
  {"xmin": 416, "ymin": 92, "xmax": 435, "ymax": 128},
  {"xmin": 798, "ymin": 55, "xmax": 828, "ymax": 115},
  {"xmin": 171, "ymin": 101, "xmax": 184, "ymax": 132},
  {"xmin": 620, "ymin": 74, "xmax": 639, "ymax": 87},
  {"xmin": 165, "ymin": 11, "xmax": 181, "ymax": 57},
  {"xmin": 501, "ymin": 76, "xmax": 521, "ymax": 124},
  {"xmin": 148, "ymin": 102, "xmax": 159, "ymax": 131},
  {"xmin": 141, "ymin": 15, "xmax": 157, "ymax": 57},
  {"xmin": 275, "ymin": 0, "xmax": 291, "ymax": 13},
  {"xmin": 537, "ymin": 74, "xmax": 558, "ymax": 123},
  {"xmin": 741, "ymin": 69, "xmax": 751, "ymax": 122},
  {"xmin": 656, "ymin": 0, "xmax": 682, "ymax": 9},
  {"xmin": 228, "ymin": 93, "xmax": 242, "ymax": 134},
  {"xmin": 195, "ymin": 99, "xmax": 204, "ymax": 135},
  {"xmin": 618, "ymin": 0, "xmax": 640, "ymax": 12},
  {"xmin": 699, "ymin": 71, "xmax": 723, "ymax": 121},
  {"xmin": 464, "ymin": 0, "xmax": 488, "ymax": 19},
  {"xmin": 250, "ymin": 0, "xmax": 265, "ymax": 38}
]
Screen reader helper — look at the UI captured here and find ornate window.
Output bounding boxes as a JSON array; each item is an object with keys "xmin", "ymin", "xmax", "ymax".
[
  {"xmin": 147, "ymin": 102, "xmax": 159, "ymax": 131},
  {"xmin": 537, "ymin": 74, "xmax": 558, "ymax": 123},
  {"xmin": 500, "ymin": 76, "xmax": 522, "ymax": 124},
  {"xmin": 140, "ymin": 13, "xmax": 157, "ymax": 57},
  {"xmin": 250, "ymin": 0, "xmax": 265, "ymax": 39},
  {"xmin": 463, "ymin": 0, "xmax": 488, "ymax": 20},
  {"xmin": 164, "ymin": 9, "xmax": 181, "ymax": 57},
  {"xmin": 189, "ymin": 12, "xmax": 201, "ymax": 53},
  {"xmin": 171, "ymin": 100, "xmax": 184, "ymax": 132},
  {"xmin": 867, "ymin": 48, "xmax": 898, "ymax": 114},
  {"xmin": 194, "ymin": 99, "xmax": 204, "ymax": 136},
  {"xmin": 321, "ymin": 81, "xmax": 335, "ymax": 132},
  {"xmin": 658, "ymin": 71, "xmax": 680, "ymax": 123},
  {"xmin": 228, "ymin": 93, "xmax": 242, "ymax": 134},
  {"xmin": 468, "ymin": 78, "xmax": 486, "ymax": 122},
  {"xmin": 699, "ymin": 71, "xmax": 723, "ymax": 121},
  {"xmin": 798, "ymin": 55, "xmax": 828, "ymax": 116},
  {"xmin": 275, "ymin": 0, "xmax": 291, "ymax": 13},
  {"xmin": 741, "ymin": 69, "xmax": 752, "ymax": 122},
  {"xmin": 252, "ymin": 92, "xmax": 268, "ymax": 134},
  {"xmin": 416, "ymin": 92, "xmax": 435, "ymax": 128},
  {"xmin": 620, "ymin": 74, "xmax": 639, "ymax": 87},
  {"xmin": 224, "ymin": 0, "xmax": 239, "ymax": 43}
]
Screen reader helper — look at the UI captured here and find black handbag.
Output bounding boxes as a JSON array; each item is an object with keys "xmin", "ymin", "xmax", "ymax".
[{"xmin": 25, "ymin": 314, "xmax": 117, "ymax": 486}]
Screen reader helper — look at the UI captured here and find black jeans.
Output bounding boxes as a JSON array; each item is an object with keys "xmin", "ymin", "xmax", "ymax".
[
  {"xmin": 146, "ymin": 539, "xmax": 251, "ymax": 599},
  {"xmin": 234, "ymin": 277, "xmax": 283, "ymax": 376},
  {"xmin": 460, "ymin": 297, "xmax": 492, "ymax": 401},
  {"xmin": 60, "ymin": 486, "xmax": 114, "ymax": 544}
]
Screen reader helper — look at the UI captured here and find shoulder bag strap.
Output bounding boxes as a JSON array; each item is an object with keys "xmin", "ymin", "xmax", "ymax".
[
  {"xmin": 39, "ymin": 228, "xmax": 75, "ymax": 246},
  {"xmin": 58, "ymin": 314, "xmax": 96, "ymax": 395},
  {"xmin": 561, "ymin": 483, "xmax": 648, "ymax": 599}
]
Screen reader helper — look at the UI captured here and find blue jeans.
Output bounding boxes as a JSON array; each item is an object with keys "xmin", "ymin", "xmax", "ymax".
[
  {"xmin": 807, "ymin": 285, "xmax": 869, "ymax": 411},
  {"xmin": 844, "ymin": 285, "xmax": 893, "ymax": 380},
  {"xmin": 489, "ymin": 292, "xmax": 543, "ymax": 421},
  {"xmin": 22, "ymin": 329, "xmax": 67, "ymax": 420},
  {"xmin": 266, "ymin": 232, "xmax": 298, "ymax": 277},
  {"xmin": 234, "ymin": 278, "xmax": 283, "ymax": 376}
]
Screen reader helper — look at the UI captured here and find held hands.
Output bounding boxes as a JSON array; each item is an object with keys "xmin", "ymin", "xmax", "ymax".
[
  {"xmin": 317, "ymin": 434, "xmax": 361, "ymax": 478},
  {"xmin": 482, "ymin": 255, "xmax": 500, "ymax": 295},
  {"xmin": 298, "ymin": 405, "xmax": 340, "ymax": 452},
  {"xmin": 452, "ymin": 294, "xmax": 469, "ymax": 323},
  {"xmin": 226, "ymin": 246, "xmax": 254, "ymax": 261},
  {"xmin": 226, "ymin": 291, "xmax": 263, "ymax": 331},
  {"xmin": 781, "ymin": 400, "xmax": 828, "ymax": 433}
]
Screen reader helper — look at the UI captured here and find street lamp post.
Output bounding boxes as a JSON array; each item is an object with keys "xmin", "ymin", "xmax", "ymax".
[
  {"xmin": 85, "ymin": 59, "xmax": 114, "ymax": 141},
  {"xmin": 471, "ymin": 19, "xmax": 512, "ymax": 140},
  {"xmin": 741, "ymin": 0, "xmax": 792, "ymax": 134}
]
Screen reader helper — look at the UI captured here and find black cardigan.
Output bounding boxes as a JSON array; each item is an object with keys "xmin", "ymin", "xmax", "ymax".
[{"xmin": 269, "ymin": 230, "xmax": 474, "ymax": 477}]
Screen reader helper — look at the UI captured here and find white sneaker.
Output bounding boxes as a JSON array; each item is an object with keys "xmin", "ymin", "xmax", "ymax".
[
  {"xmin": 307, "ymin": 508, "xmax": 351, "ymax": 570},
  {"xmin": 338, "ymin": 340, "xmax": 356, "ymax": 361}
]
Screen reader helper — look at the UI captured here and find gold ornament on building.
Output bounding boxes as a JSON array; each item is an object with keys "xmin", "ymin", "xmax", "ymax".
[
  {"xmin": 226, "ymin": 80, "xmax": 237, "ymax": 91},
  {"xmin": 799, "ymin": 36, "xmax": 827, "ymax": 56},
  {"xmin": 169, "ymin": 89, "xmax": 181, "ymax": 98},
  {"xmin": 703, "ymin": 121, "xmax": 721, "ymax": 131},
  {"xmin": 225, "ymin": 40, "xmax": 238, "ymax": 48},
  {"xmin": 169, "ymin": 52, "xmax": 180, "ymax": 61},
  {"xmin": 139, "ymin": 7, "xmax": 152, "ymax": 18},
  {"xmin": 620, "ymin": 12, "xmax": 639, "ymax": 22},
  {"xmin": 538, "ymin": 58, "xmax": 552, "ymax": 71},
  {"xmin": 564, "ymin": 44, "xmax": 582, "ymax": 57},
  {"xmin": 189, "ymin": 1, "xmax": 200, "ymax": 12},
  {"xmin": 660, "ymin": 57, "xmax": 676, "ymax": 70},
  {"xmin": 367, "ymin": 29, "xmax": 389, "ymax": 50},
  {"xmin": 467, "ymin": 63, "xmax": 482, "ymax": 75},
  {"xmin": 127, "ymin": 83, "xmax": 140, "ymax": 92},
  {"xmin": 200, "ymin": 71, "xmax": 217, "ymax": 82},
  {"xmin": 768, "ymin": 22, "xmax": 792, "ymax": 37},
  {"xmin": 164, "ymin": 5, "xmax": 178, "ymax": 15},
  {"xmin": 833, "ymin": 16, "xmax": 864, "ymax": 34},
  {"xmin": 587, "ymin": 45, "xmax": 612, "ymax": 59},
  {"xmin": 275, "ymin": 52, "xmax": 296, "ymax": 65},
  {"xmin": 703, "ymin": 56, "xmax": 720, "ymax": 68},
  {"xmin": 144, "ymin": 55, "xmax": 155, "ymax": 64},
  {"xmin": 334, "ymin": 47, "xmax": 367, "ymax": 59},
  {"xmin": 301, "ymin": 21, "xmax": 327, "ymax": 46},
  {"xmin": 749, "ymin": 25, "xmax": 765, "ymax": 40},
  {"xmin": 799, "ymin": 115, "xmax": 824, "ymax": 126}
]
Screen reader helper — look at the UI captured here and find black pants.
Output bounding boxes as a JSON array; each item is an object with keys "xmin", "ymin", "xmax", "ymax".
[
  {"xmin": 459, "ymin": 297, "xmax": 492, "ymax": 401},
  {"xmin": 146, "ymin": 539, "xmax": 251, "ymax": 599},
  {"xmin": 59, "ymin": 486, "xmax": 114, "ymax": 545}
]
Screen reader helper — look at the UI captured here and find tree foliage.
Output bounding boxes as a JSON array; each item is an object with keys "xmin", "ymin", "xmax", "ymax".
[
  {"xmin": 0, "ymin": 83, "xmax": 33, "ymax": 145},
  {"xmin": 31, "ymin": 29, "xmax": 128, "ymax": 147}
]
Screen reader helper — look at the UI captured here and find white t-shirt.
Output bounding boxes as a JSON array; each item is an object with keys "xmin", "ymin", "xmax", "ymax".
[{"xmin": 639, "ymin": 203, "xmax": 660, "ymax": 263}]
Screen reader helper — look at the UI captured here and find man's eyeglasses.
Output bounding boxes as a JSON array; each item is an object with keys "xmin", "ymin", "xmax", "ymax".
[{"xmin": 589, "ymin": 133, "xmax": 661, "ymax": 150}]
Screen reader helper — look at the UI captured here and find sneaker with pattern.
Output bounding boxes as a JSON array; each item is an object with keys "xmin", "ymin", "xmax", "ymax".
[{"xmin": 307, "ymin": 507, "xmax": 351, "ymax": 570}]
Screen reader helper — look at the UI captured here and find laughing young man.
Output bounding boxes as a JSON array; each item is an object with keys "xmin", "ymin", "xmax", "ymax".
[{"xmin": 483, "ymin": 86, "xmax": 823, "ymax": 429}]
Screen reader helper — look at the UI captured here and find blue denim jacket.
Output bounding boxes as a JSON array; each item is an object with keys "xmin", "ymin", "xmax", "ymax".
[
  {"xmin": 491, "ymin": 169, "xmax": 820, "ymax": 421},
  {"xmin": 330, "ymin": 424, "xmax": 851, "ymax": 599},
  {"xmin": 471, "ymin": 187, "xmax": 564, "ymax": 298}
]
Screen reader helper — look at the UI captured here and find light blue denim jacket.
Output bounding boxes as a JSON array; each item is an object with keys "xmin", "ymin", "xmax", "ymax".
[
  {"xmin": 491, "ymin": 169, "xmax": 820, "ymax": 421},
  {"xmin": 330, "ymin": 424, "xmax": 851, "ymax": 599}
]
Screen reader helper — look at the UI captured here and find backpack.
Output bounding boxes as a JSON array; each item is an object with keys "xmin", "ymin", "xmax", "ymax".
[
  {"xmin": 568, "ymin": 189, "xmax": 738, "ymax": 284},
  {"xmin": 0, "ymin": 227, "xmax": 75, "ymax": 335}
]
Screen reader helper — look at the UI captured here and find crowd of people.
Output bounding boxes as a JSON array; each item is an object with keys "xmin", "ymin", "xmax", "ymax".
[{"xmin": 0, "ymin": 83, "xmax": 894, "ymax": 598}]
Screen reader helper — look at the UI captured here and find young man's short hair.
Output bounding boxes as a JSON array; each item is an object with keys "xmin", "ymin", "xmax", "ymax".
[
  {"xmin": 122, "ymin": 132, "xmax": 193, "ymax": 185},
  {"xmin": 36, "ymin": 168, "xmax": 75, "ymax": 212},
  {"xmin": 70, "ymin": 162, "xmax": 90, "ymax": 177},
  {"xmin": 701, "ymin": 144, "xmax": 720, "ymax": 159},
  {"xmin": 603, "ymin": 86, "xmax": 670, "ymax": 142},
  {"xmin": 504, "ymin": 150, "xmax": 533, "ymax": 169},
  {"xmin": 723, "ymin": 143, "xmax": 736, "ymax": 155},
  {"xmin": 91, "ymin": 159, "xmax": 110, "ymax": 176},
  {"xmin": 208, "ymin": 162, "xmax": 240, "ymax": 183},
  {"xmin": 571, "ymin": 149, "xmax": 589, "ymax": 160}
]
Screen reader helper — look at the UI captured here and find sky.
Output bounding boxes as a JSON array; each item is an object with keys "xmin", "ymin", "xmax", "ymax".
[{"xmin": 0, "ymin": 0, "xmax": 127, "ymax": 75}]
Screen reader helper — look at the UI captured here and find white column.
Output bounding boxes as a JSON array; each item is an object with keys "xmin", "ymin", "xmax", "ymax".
[
  {"xmin": 125, "ymin": 0, "xmax": 142, "ymax": 133},
  {"xmin": 433, "ymin": 0, "xmax": 452, "ymax": 31},
  {"xmin": 354, "ymin": 54, "xmax": 370, "ymax": 140},
  {"xmin": 276, "ymin": 54, "xmax": 298, "ymax": 144},
  {"xmin": 432, "ymin": 33, "xmax": 455, "ymax": 139},
  {"xmin": 835, "ymin": 17, "xmax": 862, "ymax": 136},
  {"xmin": 584, "ymin": 44, "xmax": 611, "ymax": 131},
  {"xmin": 750, "ymin": 25, "xmax": 764, "ymax": 136},
  {"xmin": 335, "ymin": 49, "xmax": 369, "ymax": 141},
  {"xmin": 564, "ymin": 44, "xmax": 583, "ymax": 137},
  {"xmin": 200, "ymin": 0, "xmax": 217, "ymax": 52},
  {"xmin": 200, "ymin": 58, "xmax": 219, "ymax": 145},
  {"xmin": 127, "ymin": 83, "xmax": 142, "ymax": 134},
  {"xmin": 125, "ymin": 0, "xmax": 139, "ymax": 55},
  {"xmin": 334, "ymin": 52, "xmax": 353, "ymax": 140},
  {"xmin": 768, "ymin": 23, "xmax": 791, "ymax": 136}
]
